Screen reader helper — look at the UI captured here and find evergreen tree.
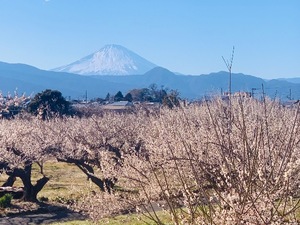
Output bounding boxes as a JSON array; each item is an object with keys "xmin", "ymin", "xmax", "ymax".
[
  {"xmin": 27, "ymin": 89, "xmax": 72, "ymax": 120},
  {"xmin": 124, "ymin": 93, "xmax": 133, "ymax": 102},
  {"xmin": 114, "ymin": 91, "xmax": 124, "ymax": 102},
  {"xmin": 105, "ymin": 93, "xmax": 110, "ymax": 101}
]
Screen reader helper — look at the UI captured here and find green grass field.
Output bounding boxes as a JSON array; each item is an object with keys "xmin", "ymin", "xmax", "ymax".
[{"xmin": 0, "ymin": 161, "xmax": 98, "ymax": 201}]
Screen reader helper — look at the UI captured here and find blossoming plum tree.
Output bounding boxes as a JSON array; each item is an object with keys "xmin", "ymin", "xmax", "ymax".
[{"xmin": 0, "ymin": 117, "xmax": 63, "ymax": 201}]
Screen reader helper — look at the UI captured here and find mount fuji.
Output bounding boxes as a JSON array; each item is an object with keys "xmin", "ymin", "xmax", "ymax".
[{"xmin": 52, "ymin": 44, "xmax": 157, "ymax": 76}]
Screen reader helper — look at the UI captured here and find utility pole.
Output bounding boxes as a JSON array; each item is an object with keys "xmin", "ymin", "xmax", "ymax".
[
  {"xmin": 261, "ymin": 84, "xmax": 265, "ymax": 101},
  {"xmin": 251, "ymin": 87, "xmax": 259, "ymax": 98}
]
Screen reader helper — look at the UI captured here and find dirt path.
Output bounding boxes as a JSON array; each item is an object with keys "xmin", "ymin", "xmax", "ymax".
[{"xmin": 0, "ymin": 203, "xmax": 87, "ymax": 225}]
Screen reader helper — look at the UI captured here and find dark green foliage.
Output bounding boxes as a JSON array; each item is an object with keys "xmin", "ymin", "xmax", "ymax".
[
  {"xmin": 154, "ymin": 89, "xmax": 168, "ymax": 103},
  {"xmin": 0, "ymin": 194, "xmax": 13, "ymax": 208},
  {"xmin": 0, "ymin": 105, "xmax": 23, "ymax": 119},
  {"xmin": 162, "ymin": 90, "xmax": 180, "ymax": 109},
  {"xmin": 93, "ymin": 97, "xmax": 105, "ymax": 103},
  {"xmin": 114, "ymin": 91, "xmax": 124, "ymax": 101},
  {"xmin": 128, "ymin": 88, "xmax": 152, "ymax": 102},
  {"xmin": 124, "ymin": 93, "xmax": 133, "ymax": 102},
  {"xmin": 105, "ymin": 93, "xmax": 111, "ymax": 101},
  {"xmin": 127, "ymin": 85, "xmax": 168, "ymax": 103},
  {"xmin": 27, "ymin": 89, "xmax": 72, "ymax": 119}
]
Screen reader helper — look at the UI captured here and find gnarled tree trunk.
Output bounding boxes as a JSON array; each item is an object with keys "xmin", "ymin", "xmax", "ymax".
[{"xmin": 5, "ymin": 163, "xmax": 49, "ymax": 202}]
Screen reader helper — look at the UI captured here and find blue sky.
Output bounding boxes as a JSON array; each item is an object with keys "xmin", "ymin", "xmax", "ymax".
[{"xmin": 0, "ymin": 0, "xmax": 299, "ymax": 78}]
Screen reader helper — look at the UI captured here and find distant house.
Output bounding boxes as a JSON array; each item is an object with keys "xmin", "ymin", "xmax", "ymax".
[
  {"xmin": 282, "ymin": 100, "xmax": 300, "ymax": 108},
  {"xmin": 233, "ymin": 91, "xmax": 251, "ymax": 98},
  {"xmin": 223, "ymin": 91, "xmax": 251, "ymax": 98},
  {"xmin": 102, "ymin": 101, "xmax": 133, "ymax": 110}
]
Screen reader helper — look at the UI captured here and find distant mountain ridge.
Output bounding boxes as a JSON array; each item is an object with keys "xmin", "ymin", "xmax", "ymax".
[
  {"xmin": 0, "ymin": 61, "xmax": 132, "ymax": 99},
  {"xmin": 278, "ymin": 77, "xmax": 300, "ymax": 84},
  {"xmin": 1, "ymin": 61, "xmax": 300, "ymax": 100},
  {"xmin": 1, "ymin": 45, "xmax": 300, "ymax": 101},
  {"xmin": 95, "ymin": 67, "xmax": 271, "ymax": 99},
  {"xmin": 52, "ymin": 44, "xmax": 157, "ymax": 76}
]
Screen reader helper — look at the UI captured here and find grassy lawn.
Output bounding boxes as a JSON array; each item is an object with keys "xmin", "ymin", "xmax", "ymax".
[
  {"xmin": 0, "ymin": 160, "xmax": 99, "ymax": 202},
  {"xmin": 0, "ymin": 161, "xmax": 174, "ymax": 224},
  {"xmin": 35, "ymin": 161, "xmax": 96, "ymax": 202}
]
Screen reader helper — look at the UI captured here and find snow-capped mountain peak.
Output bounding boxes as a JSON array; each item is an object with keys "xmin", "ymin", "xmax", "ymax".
[{"xmin": 52, "ymin": 44, "xmax": 157, "ymax": 75}]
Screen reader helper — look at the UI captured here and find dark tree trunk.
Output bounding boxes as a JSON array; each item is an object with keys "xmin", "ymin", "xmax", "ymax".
[
  {"xmin": 77, "ymin": 164, "xmax": 116, "ymax": 193},
  {"xmin": 75, "ymin": 162, "xmax": 107, "ymax": 192},
  {"xmin": 22, "ymin": 176, "xmax": 49, "ymax": 202},
  {"xmin": 87, "ymin": 173, "xmax": 105, "ymax": 191},
  {"xmin": 6, "ymin": 163, "xmax": 49, "ymax": 202},
  {"xmin": 2, "ymin": 148, "xmax": 50, "ymax": 202},
  {"xmin": 57, "ymin": 158, "xmax": 115, "ymax": 193},
  {"xmin": 18, "ymin": 164, "xmax": 35, "ymax": 201},
  {"xmin": 2, "ymin": 176, "xmax": 16, "ymax": 187},
  {"xmin": 104, "ymin": 177, "xmax": 117, "ymax": 194}
]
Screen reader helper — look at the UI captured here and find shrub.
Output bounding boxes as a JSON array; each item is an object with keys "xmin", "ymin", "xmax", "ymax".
[{"xmin": 0, "ymin": 194, "xmax": 13, "ymax": 208}]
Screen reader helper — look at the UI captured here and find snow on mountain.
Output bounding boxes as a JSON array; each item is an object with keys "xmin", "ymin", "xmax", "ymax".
[{"xmin": 52, "ymin": 44, "xmax": 157, "ymax": 76}]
